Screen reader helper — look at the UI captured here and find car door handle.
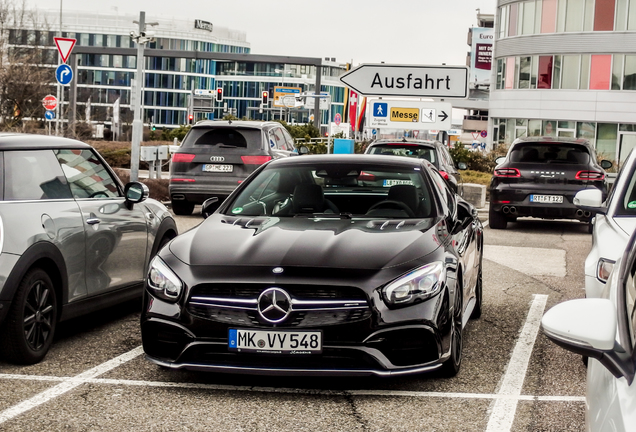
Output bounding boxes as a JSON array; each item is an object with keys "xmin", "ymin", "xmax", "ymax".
[{"xmin": 86, "ymin": 217, "xmax": 101, "ymax": 225}]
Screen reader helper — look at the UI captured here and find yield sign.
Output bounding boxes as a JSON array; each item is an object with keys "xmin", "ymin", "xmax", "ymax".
[{"xmin": 54, "ymin": 37, "xmax": 77, "ymax": 63}]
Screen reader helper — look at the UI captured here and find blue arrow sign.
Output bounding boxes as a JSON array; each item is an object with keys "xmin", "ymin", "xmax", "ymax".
[
  {"xmin": 45, "ymin": 110, "xmax": 55, "ymax": 121},
  {"xmin": 55, "ymin": 64, "xmax": 73, "ymax": 85}
]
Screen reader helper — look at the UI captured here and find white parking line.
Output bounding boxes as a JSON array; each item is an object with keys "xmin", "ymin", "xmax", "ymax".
[
  {"xmin": 0, "ymin": 346, "xmax": 143, "ymax": 425},
  {"xmin": 0, "ymin": 373, "xmax": 585, "ymax": 402},
  {"xmin": 486, "ymin": 294, "xmax": 549, "ymax": 432}
]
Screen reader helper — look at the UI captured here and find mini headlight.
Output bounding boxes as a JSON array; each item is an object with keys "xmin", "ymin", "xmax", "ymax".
[
  {"xmin": 147, "ymin": 256, "xmax": 183, "ymax": 301},
  {"xmin": 597, "ymin": 258, "xmax": 615, "ymax": 283},
  {"xmin": 383, "ymin": 262, "xmax": 445, "ymax": 307}
]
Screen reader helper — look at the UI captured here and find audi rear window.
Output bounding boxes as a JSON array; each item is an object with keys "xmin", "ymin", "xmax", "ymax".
[
  {"xmin": 510, "ymin": 143, "xmax": 590, "ymax": 164},
  {"xmin": 368, "ymin": 144, "xmax": 436, "ymax": 163},
  {"xmin": 185, "ymin": 128, "xmax": 261, "ymax": 148}
]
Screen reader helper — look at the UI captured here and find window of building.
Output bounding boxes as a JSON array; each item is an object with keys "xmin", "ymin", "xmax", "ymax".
[
  {"xmin": 613, "ymin": 55, "xmax": 624, "ymax": 89},
  {"xmin": 595, "ymin": 0, "xmax": 616, "ymax": 30},
  {"xmin": 538, "ymin": 56, "xmax": 553, "ymax": 88},
  {"xmin": 509, "ymin": 2, "xmax": 519, "ymax": 36},
  {"xmin": 496, "ymin": 58, "xmax": 505, "ymax": 89},
  {"xmin": 506, "ymin": 57, "xmax": 515, "ymax": 89},
  {"xmin": 629, "ymin": 0, "xmax": 636, "ymax": 29},
  {"xmin": 519, "ymin": 56, "xmax": 532, "ymax": 88},
  {"xmin": 561, "ymin": 55, "xmax": 580, "ymax": 89},
  {"xmin": 553, "ymin": 55, "xmax": 562, "ymax": 88},
  {"xmin": 624, "ymin": 55, "xmax": 636, "ymax": 90},
  {"xmin": 542, "ymin": 0, "xmax": 558, "ymax": 33},
  {"xmin": 543, "ymin": 120, "xmax": 557, "ymax": 136},
  {"xmin": 580, "ymin": 54, "xmax": 590, "ymax": 89},
  {"xmin": 597, "ymin": 123, "xmax": 618, "ymax": 161},
  {"xmin": 577, "ymin": 122, "xmax": 596, "ymax": 146},
  {"xmin": 499, "ymin": 4, "xmax": 509, "ymax": 38},
  {"xmin": 557, "ymin": 121, "xmax": 576, "ymax": 137},
  {"xmin": 590, "ymin": 55, "xmax": 612, "ymax": 89},
  {"xmin": 529, "ymin": 119, "xmax": 543, "ymax": 136},
  {"xmin": 521, "ymin": 1, "xmax": 536, "ymax": 34},
  {"xmin": 557, "ymin": 0, "xmax": 568, "ymax": 32}
]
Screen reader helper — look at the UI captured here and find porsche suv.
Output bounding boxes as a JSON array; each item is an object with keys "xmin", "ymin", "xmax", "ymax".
[
  {"xmin": 169, "ymin": 120, "xmax": 296, "ymax": 215},
  {"xmin": 489, "ymin": 136, "xmax": 612, "ymax": 229},
  {"xmin": 0, "ymin": 134, "xmax": 178, "ymax": 364}
]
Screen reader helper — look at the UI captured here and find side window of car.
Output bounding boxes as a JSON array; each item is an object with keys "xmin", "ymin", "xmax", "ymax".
[
  {"xmin": 269, "ymin": 127, "xmax": 288, "ymax": 150},
  {"xmin": 4, "ymin": 150, "xmax": 73, "ymax": 200},
  {"xmin": 429, "ymin": 168, "xmax": 449, "ymax": 207},
  {"xmin": 55, "ymin": 149, "xmax": 120, "ymax": 199},
  {"xmin": 281, "ymin": 128, "xmax": 296, "ymax": 151},
  {"xmin": 440, "ymin": 146, "xmax": 456, "ymax": 168}
]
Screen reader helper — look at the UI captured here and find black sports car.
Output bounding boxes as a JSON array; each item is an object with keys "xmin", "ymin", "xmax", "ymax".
[
  {"xmin": 141, "ymin": 154, "xmax": 484, "ymax": 377},
  {"xmin": 489, "ymin": 136, "xmax": 612, "ymax": 229}
]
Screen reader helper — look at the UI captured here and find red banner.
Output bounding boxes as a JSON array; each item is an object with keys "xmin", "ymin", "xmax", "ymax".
[{"xmin": 349, "ymin": 90, "xmax": 358, "ymax": 132}]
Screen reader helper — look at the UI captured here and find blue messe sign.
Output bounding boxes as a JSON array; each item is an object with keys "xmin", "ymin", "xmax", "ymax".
[
  {"xmin": 55, "ymin": 64, "xmax": 73, "ymax": 85},
  {"xmin": 45, "ymin": 110, "xmax": 55, "ymax": 121}
]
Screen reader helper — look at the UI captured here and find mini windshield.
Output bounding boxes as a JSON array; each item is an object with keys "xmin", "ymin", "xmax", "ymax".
[
  {"xmin": 225, "ymin": 163, "xmax": 435, "ymax": 219},
  {"xmin": 368, "ymin": 144, "xmax": 436, "ymax": 163}
]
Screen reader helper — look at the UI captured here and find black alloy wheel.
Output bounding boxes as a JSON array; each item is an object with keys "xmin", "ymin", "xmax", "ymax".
[
  {"xmin": 488, "ymin": 206, "xmax": 508, "ymax": 229},
  {"xmin": 0, "ymin": 268, "xmax": 57, "ymax": 364},
  {"xmin": 171, "ymin": 200, "xmax": 195, "ymax": 216},
  {"xmin": 471, "ymin": 269, "xmax": 483, "ymax": 319}
]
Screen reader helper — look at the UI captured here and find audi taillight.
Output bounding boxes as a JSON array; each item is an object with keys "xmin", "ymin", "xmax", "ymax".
[
  {"xmin": 241, "ymin": 155, "xmax": 272, "ymax": 165},
  {"xmin": 170, "ymin": 178, "xmax": 195, "ymax": 183},
  {"xmin": 171, "ymin": 153, "xmax": 195, "ymax": 163},
  {"xmin": 576, "ymin": 170, "xmax": 605, "ymax": 180},
  {"xmin": 494, "ymin": 168, "xmax": 521, "ymax": 177},
  {"xmin": 439, "ymin": 170, "xmax": 450, "ymax": 180}
]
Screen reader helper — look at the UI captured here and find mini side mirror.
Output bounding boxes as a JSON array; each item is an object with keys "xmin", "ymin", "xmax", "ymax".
[{"xmin": 124, "ymin": 182, "xmax": 149, "ymax": 209}]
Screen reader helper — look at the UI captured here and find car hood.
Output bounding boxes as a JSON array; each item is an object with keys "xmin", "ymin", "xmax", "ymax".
[
  {"xmin": 612, "ymin": 216, "xmax": 636, "ymax": 238},
  {"xmin": 168, "ymin": 214, "xmax": 444, "ymax": 270}
]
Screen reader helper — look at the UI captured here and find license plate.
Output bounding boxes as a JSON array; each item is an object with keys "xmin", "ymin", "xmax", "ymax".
[
  {"xmin": 530, "ymin": 194, "xmax": 563, "ymax": 203},
  {"xmin": 228, "ymin": 329, "xmax": 322, "ymax": 354},
  {"xmin": 383, "ymin": 179, "xmax": 413, "ymax": 187},
  {"xmin": 203, "ymin": 164, "xmax": 233, "ymax": 173}
]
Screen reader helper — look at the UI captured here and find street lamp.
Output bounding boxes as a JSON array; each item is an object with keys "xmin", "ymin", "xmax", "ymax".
[{"xmin": 129, "ymin": 11, "xmax": 158, "ymax": 181}]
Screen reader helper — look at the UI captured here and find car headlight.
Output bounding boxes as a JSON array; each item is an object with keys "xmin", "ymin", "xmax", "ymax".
[
  {"xmin": 382, "ymin": 261, "xmax": 445, "ymax": 307},
  {"xmin": 147, "ymin": 256, "xmax": 183, "ymax": 301},
  {"xmin": 596, "ymin": 258, "xmax": 615, "ymax": 283}
]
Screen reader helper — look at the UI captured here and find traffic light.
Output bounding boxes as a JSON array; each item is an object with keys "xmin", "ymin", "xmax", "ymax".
[
  {"xmin": 261, "ymin": 91, "xmax": 268, "ymax": 105},
  {"xmin": 188, "ymin": 114, "xmax": 194, "ymax": 124},
  {"xmin": 151, "ymin": 123, "xmax": 156, "ymax": 131},
  {"xmin": 216, "ymin": 87, "xmax": 223, "ymax": 102}
]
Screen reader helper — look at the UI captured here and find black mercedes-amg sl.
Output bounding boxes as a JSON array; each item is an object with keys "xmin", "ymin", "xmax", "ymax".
[{"xmin": 141, "ymin": 154, "xmax": 483, "ymax": 377}]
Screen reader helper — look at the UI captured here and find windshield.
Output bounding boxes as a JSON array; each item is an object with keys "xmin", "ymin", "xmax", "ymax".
[
  {"xmin": 184, "ymin": 127, "xmax": 262, "ymax": 148},
  {"xmin": 225, "ymin": 163, "xmax": 435, "ymax": 219},
  {"xmin": 617, "ymin": 163, "xmax": 636, "ymax": 215}
]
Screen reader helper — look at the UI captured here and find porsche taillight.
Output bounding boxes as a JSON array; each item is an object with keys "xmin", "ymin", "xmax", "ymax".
[
  {"xmin": 576, "ymin": 170, "xmax": 605, "ymax": 180},
  {"xmin": 494, "ymin": 168, "xmax": 521, "ymax": 177}
]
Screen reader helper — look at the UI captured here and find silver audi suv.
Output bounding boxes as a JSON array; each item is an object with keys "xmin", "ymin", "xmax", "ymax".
[{"xmin": 0, "ymin": 133, "xmax": 178, "ymax": 364}]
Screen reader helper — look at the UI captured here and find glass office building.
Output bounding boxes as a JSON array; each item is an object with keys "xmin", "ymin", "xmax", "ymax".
[
  {"xmin": 490, "ymin": 0, "xmax": 636, "ymax": 167},
  {"xmin": 8, "ymin": 10, "xmax": 347, "ymax": 130}
]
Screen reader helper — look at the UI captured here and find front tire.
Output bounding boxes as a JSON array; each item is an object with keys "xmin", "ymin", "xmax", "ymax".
[
  {"xmin": 440, "ymin": 289, "xmax": 463, "ymax": 378},
  {"xmin": 489, "ymin": 206, "xmax": 508, "ymax": 229},
  {"xmin": 0, "ymin": 268, "xmax": 57, "ymax": 364}
]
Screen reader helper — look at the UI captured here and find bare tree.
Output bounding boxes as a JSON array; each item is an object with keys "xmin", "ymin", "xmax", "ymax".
[{"xmin": 0, "ymin": 0, "xmax": 54, "ymax": 132}]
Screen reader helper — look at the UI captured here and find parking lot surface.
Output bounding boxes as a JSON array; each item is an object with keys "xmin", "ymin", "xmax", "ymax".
[{"xmin": 0, "ymin": 212, "xmax": 593, "ymax": 431}]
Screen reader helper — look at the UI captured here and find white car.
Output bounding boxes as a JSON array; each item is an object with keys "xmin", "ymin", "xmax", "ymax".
[
  {"xmin": 574, "ymin": 149, "xmax": 636, "ymax": 298},
  {"xmin": 541, "ymin": 230, "xmax": 636, "ymax": 432}
]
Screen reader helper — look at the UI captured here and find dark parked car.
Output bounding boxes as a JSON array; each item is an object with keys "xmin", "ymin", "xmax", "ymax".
[
  {"xmin": 364, "ymin": 139, "xmax": 465, "ymax": 195},
  {"xmin": 0, "ymin": 134, "xmax": 178, "ymax": 364},
  {"xmin": 169, "ymin": 120, "xmax": 297, "ymax": 215},
  {"xmin": 142, "ymin": 154, "xmax": 483, "ymax": 377},
  {"xmin": 489, "ymin": 136, "xmax": 612, "ymax": 229}
]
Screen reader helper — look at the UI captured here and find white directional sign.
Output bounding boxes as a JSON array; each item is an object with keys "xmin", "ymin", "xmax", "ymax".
[
  {"xmin": 340, "ymin": 64, "xmax": 468, "ymax": 99},
  {"xmin": 368, "ymin": 100, "xmax": 453, "ymax": 130}
]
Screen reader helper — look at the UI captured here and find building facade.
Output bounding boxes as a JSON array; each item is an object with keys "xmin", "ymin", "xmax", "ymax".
[
  {"xmin": 7, "ymin": 10, "xmax": 347, "ymax": 132},
  {"xmin": 490, "ymin": 0, "xmax": 636, "ymax": 167}
]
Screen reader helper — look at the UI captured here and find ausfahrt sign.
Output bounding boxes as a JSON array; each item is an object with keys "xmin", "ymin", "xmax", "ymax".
[{"xmin": 339, "ymin": 64, "xmax": 468, "ymax": 99}]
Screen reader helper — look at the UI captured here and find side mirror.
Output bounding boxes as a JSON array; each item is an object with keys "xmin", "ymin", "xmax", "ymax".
[
  {"xmin": 601, "ymin": 159, "xmax": 613, "ymax": 170},
  {"xmin": 457, "ymin": 162, "xmax": 468, "ymax": 170},
  {"xmin": 124, "ymin": 182, "xmax": 149, "ymax": 209},
  {"xmin": 495, "ymin": 156, "xmax": 506, "ymax": 165},
  {"xmin": 201, "ymin": 196, "xmax": 219, "ymax": 219},
  {"xmin": 574, "ymin": 189, "xmax": 606, "ymax": 214},
  {"xmin": 541, "ymin": 298, "xmax": 634, "ymax": 384}
]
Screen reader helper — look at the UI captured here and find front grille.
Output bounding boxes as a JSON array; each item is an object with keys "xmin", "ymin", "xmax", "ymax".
[{"xmin": 187, "ymin": 284, "xmax": 371, "ymax": 327}]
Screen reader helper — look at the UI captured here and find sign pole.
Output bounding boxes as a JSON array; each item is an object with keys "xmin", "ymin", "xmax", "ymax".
[{"xmin": 130, "ymin": 11, "xmax": 146, "ymax": 182}]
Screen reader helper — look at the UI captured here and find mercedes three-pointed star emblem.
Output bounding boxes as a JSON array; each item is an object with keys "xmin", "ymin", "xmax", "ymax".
[{"xmin": 257, "ymin": 287, "xmax": 292, "ymax": 323}]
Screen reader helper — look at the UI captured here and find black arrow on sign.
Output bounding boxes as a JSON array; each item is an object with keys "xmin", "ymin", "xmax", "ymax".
[{"xmin": 438, "ymin": 111, "xmax": 448, "ymax": 122}]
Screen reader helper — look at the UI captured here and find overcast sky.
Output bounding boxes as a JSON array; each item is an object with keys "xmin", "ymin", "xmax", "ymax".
[{"xmin": 29, "ymin": 0, "xmax": 495, "ymax": 67}]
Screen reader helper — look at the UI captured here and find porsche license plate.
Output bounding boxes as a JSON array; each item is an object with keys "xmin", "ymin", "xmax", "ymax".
[
  {"xmin": 383, "ymin": 179, "xmax": 414, "ymax": 187},
  {"xmin": 203, "ymin": 164, "xmax": 233, "ymax": 173},
  {"xmin": 530, "ymin": 194, "xmax": 563, "ymax": 203},
  {"xmin": 228, "ymin": 329, "xmax": 322, "ymax": 354}
]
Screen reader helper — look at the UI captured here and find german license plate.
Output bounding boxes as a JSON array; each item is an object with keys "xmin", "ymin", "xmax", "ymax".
[
  {"xmin": 228, "ymin": 329, "xmax": 322, "ymax": 354},
  {"xmin": 383, "ymin": 179, "xmax": 413, "ymax": 187},
  {"xmin": 203, "ymin": 164, "xmax": 233, "ymax": 173},
  {"xmin": 530, "ymin": 194, "xmax": 563, "ymax": 203}
]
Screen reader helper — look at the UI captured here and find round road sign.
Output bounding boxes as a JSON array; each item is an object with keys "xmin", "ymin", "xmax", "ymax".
[
  {"xmin": 334, "ymin": 113, "xmax": 341, "ymax": 126},
  {"xmin": 480, "ymin": 130, "xmax": 487, "ymax": 138},
  {"xmin": 42, "ymin": 95, "xmax": 58, "ymax": 111}
]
